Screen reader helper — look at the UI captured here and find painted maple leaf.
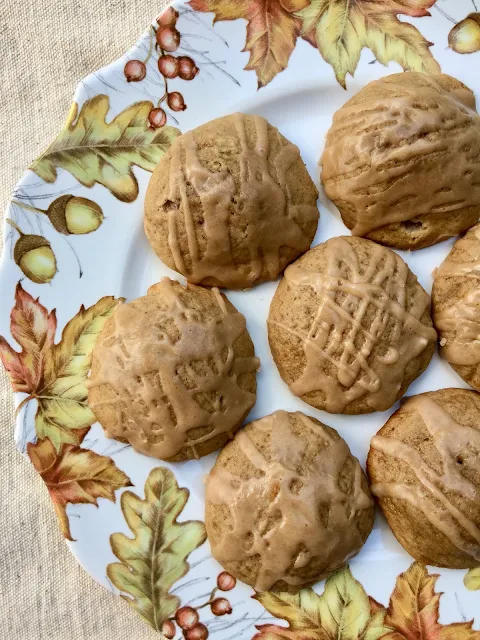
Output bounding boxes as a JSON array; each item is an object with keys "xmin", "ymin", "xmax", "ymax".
[
  {"xmin": 28, "ymin": 437, "xmax": 131, "ymax": 540},
  {"xmin": 188, "ymin": 0, "xmax": 312, "ymax": 88},
  {"xmin": 253, "ymin": 562, "xmax": 478, "ymax": 640},
  {"xmin": 382, "ymin": 562, "xmax": 478, "ymax": 640},
  {"xmin": 189, "ymin": 0, "xmax": 440, "ymax": 89},
  {"xmin": 0, "ymin": 283, "xmax": 123, "ymax": 450},
  {"xmin": 298, "ymin": 0, "xmax": 440, "ymax": 88}
]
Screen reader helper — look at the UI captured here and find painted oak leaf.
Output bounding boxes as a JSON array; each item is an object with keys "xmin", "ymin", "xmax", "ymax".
[
  {"xmin": 254, "ymin": 566, "xmax": 390, "ymax": 640},
  {"xmin": 30, "ymin": 95, "xmax": 180, "ymax": 202},
  {"xmin": 383, "ymin": 562, "xmax": 478, "ymax": 640},
  {"xmin": 0, "ymin": 283, "xmax": 123, "ymax": 450},
  {"xmin": 27, "ymin": 437, "xmax": 131, "ymax": 541},
  {"xmin": 107, "ymin": 467, "xmax": 207, "ymax": 632},
  {"xmin": 188, "ymin": 0, "xmax": 311, "ymax": 88},
  {"xmin": 464, "ymin": 567, "xmax": 480, "ymax": 591},
  {"xmin": 0, "ymin": 283, "xmax": 56, "ymax": 394},
  {"xmin": 296, "ymin": 0, "xmax": 440, "ymax": 88}
]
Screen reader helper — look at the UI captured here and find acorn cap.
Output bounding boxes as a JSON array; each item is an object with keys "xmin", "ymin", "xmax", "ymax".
[
  {"xmin": 14, "ymin": 234, "xmax": 52, "ymax": 265},
  {"xmin": 47, "ymin": 195, "xmax": 74, "ymax": 234}
]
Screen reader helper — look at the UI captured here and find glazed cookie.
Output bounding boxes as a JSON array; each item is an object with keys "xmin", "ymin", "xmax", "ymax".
[
  {"xmin": 432, "ymin": 223, "xmax": 480, "ymax": 390},
  {"xmin": 144, "ymin": 113, "xmax": 319, "ymax": 289},
  {"xmin": 321, "ymin": 72, "xmax": 480, "ymax": 249},
  {"xmin": 88, "ymin": 278, "xmax": 259, "ymax": 461},
  {"xmin": 368, "ymin": 389, "xmax": 480, "ymax": 568},
  {"xmin": 205, "ymin": 410, "xmax": 374, "ymax": 592},
  {"xmin": 268, "ymin": 236, "xmax": 436, "ymax": 414}
]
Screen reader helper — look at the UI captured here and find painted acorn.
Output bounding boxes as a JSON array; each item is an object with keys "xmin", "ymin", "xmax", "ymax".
[
  {"xmin": 47, "ymin": 195, "xmax": 104, "ymax": 235},
  {"xmin": 8, "ymin": 220, "xmax": 57, "ymax": 284},
  {"xmin": 449, "ymin": 13, "xmax": 480, "ymax": 54}
]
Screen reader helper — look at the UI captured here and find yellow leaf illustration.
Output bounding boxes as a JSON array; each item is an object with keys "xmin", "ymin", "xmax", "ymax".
[
  {"xmin": 30, "ymin": 95, "xmax": 180, "ymax": 202},
  {"xmin": 189, "ymin": 0, "xmax": 311, "ymax": 88},
  {"xmin": 296, "ymin": 0, "xmax": 440, "ymax": 88},
  {"xmin": 319, "ymin": 566, "xmax": 389, "ymax": 639},
  {"xmin": 254, "ymin": 566, "xmax": 390, "ymax": 640},
  {"xmin": 35, "ymin": 295, "xmax": 124, "ymax": 450},
  {"xmin": 107, "ymin": 467, "xmax": 207, "ymax": 632},
  {"xmin": 28, "ymin": 437, "xmax": 131, "ymax": 541},
  {"xmin": 0, "ymin": 284, "xmax": 123, "ymax": 450},
  {"xmin": 464, "ymin": 567, "xmax": 480, "ymax": 591}
]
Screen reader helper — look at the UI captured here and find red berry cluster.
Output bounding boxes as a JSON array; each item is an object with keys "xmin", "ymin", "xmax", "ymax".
[
  {"xmin": 123, "ymin": 7, "xmax": 199, "ymax": 129},
  {"xmin": 161, "ymin": 571, "xmax": 236, "ymax": 639}
]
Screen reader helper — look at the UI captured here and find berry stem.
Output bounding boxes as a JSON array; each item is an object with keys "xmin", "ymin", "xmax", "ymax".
[
  {"xmin": 152, "ymin": 26, "xmax": 170, "ymax": 106},
  {"xmin": 192, "ymin": 587, "xmax": 219, "ymax": 611},
  {"xmin": 6, "ymin": 218, "xmax": 24, "ymax": 236},
  {"xmin": 144, "ymin": 26, "xmax": 155, "ymax": 65},
  {"xmin": 11, "ymin": 200, "xmax": 46, "ymax": 216}
]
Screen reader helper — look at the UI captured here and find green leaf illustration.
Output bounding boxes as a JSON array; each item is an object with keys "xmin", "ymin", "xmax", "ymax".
[
  {"xmin": 254, "ymin": 566, "xmax": 390, "ymax": 639},
  {"xmin": 107, "ymin": 467, "xmax": 207, "ymax": 631},
  {"xmin": 30, "ymin": 95, "xmax": 180, "ymax": 202}
]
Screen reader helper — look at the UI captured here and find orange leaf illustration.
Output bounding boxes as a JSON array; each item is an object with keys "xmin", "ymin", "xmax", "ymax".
[
  {"xmin": 188, "ymin": 0, "xmax": 311, "ymax": 88},
  {"xmin": 190, "ymin": 0, "xmax": 440, "ymax": 88},
  {"xmin": 0, "ymin": 283, "xmax": 123, "ymax": 450},
  {"xmin": 28, "ymin": 437, "xmax": 132, "ymax": 540},
  {"xmin": 383, "ymin": 562, "xmax": 478, "ymax": 640},
  {"xmin": 0, "ymin": 283, "xmax": 56, "ymax": 394}
]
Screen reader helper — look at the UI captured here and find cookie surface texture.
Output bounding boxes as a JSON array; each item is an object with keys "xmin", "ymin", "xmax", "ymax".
[
  {"xmin": 368, "ymin": 388, "xmax": 480, "ymax": 568},
  {"xmin": 145, "ymin": 112, "xmax": 319, "ymax": 289},
  {"xmin": 321, "ymin": 72, "xmax": 480, "ymax": 249},
  {"xmin": 268, "ymin": 236, "xmax": 436, "ymax": 414},
  {"xmin": 88, "ymin": 278, "xmax": 259, "ymax": 461},
  {"xmin": 205, "ymin": 410, "xmax": 374, "ymax": 592},
  {"xmin": 432, "ymin": 222, "xmax": 480, "ymax": 390}
]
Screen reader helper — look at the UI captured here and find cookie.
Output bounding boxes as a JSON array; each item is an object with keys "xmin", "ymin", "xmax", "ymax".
[
  {"xmin": 88, "ymin": 278, "xmax": 259, "ymax": 461},
  {"xmin": 367, "ymin": 389, "xmax": 480, "ymax": 568},
  {"xmin": 205, "ymin": 410, "xmax": 374, "ymax": 592},
  {"xmin": 268, "ymin": 236, "xmax": 436, "ymax": 414},
  {"xmin": 144, "ymin": 113, "xmax": 319, "ymax": 289},
  {"xmin": 321, "ymin": 72, "xmax": 480, "ymax": 250},
  {"xmin": 432, "ymin": 223, "xmax": 480, "ymax": 390}
]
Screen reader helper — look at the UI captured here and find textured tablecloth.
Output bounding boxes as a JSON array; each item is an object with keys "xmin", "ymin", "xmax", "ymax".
[{"xmin": 0, "ymin": 2, "xmax": 169, "ymax": 637}]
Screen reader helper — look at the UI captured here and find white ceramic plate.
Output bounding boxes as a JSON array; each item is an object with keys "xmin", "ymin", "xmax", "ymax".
[{"xmin": 1, "ymin": 0, "xmax": 480, "ymax": 637}]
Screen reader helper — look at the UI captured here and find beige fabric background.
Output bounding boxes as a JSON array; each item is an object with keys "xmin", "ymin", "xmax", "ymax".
[{"xmin": 0, "ymin": 1, "xmax": 171, "ymax": 638}]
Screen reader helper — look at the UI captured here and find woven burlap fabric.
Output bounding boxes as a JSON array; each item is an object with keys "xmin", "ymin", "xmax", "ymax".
[{"xmin": 0, "ymin": 1, "xmax": 170, "ymax": 638}]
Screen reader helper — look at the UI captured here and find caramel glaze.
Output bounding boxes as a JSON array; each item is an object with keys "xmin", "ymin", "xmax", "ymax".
[
  {"xmin": 207, "ymin": 411, "xmax": 373, "ymax": 591},
  {"xmin": 271, "ymin": 237, "xmax": 436, "ymax": 412},
  {"xmin": 88, "ymin": 278, "xmax": 259, "ymax": 460},
  {"xmin": 371, "ymin": 395, "xmax": 480, "ymax": 562},
  {"xmin": 434, "ymin": 224, "xmax": 480, "ymax": 365},
  {"xmin": 167, "ymin": 113, "xmax": 319, "ymax": 289},
  {"xmin": 322, "ymin": 75, "xmax": 480, "ymax": 236}
]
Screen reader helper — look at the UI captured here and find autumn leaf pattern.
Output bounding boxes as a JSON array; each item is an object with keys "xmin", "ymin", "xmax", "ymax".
[
  {"xmin": 30, "ymin": 95, "xmax": 180, "ymax": 202},
  {"xmin": 0, "ymin": 283, "xmax": 123, "ymax": 450},
  {"xmin": 253, "ymin": 566, "xmax": 390, "ymax": 639},
  {"xmin": 189, "ymin": 0, "xmax": 440, "ymax": 89},
  {"xmin": 189, "ymin": 0, "xmax": 310, "ymax": 88},
  {"xmin": 253, "ymin": 563, "xmax": 478, "ymax": 640},
  {"xmin": 107, "ymin": 467, "xmax": 207, "ymax": 632},
  {"xmin": 28, "ymin": 437, "xmax": 131, "ymax": 541}
]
